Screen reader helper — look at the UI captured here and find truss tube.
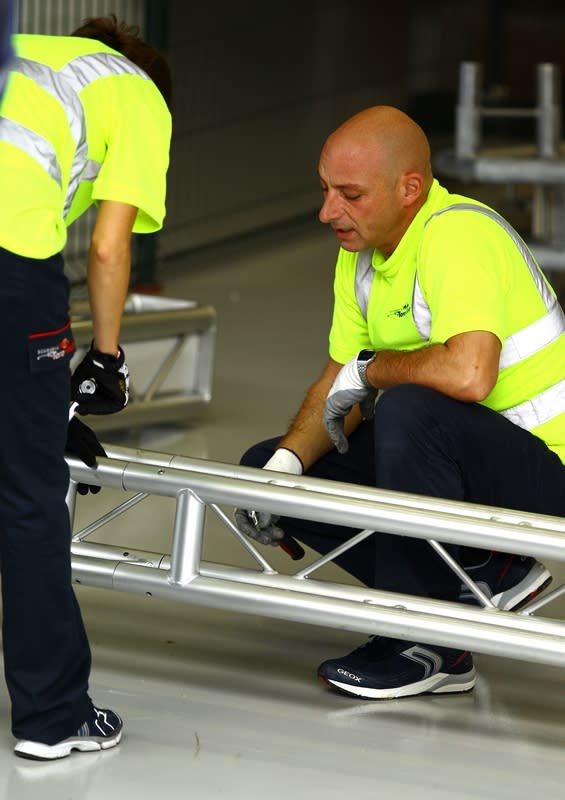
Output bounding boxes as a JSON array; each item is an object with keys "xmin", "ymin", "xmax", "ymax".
[
  {"xmin": 209, "ymin": 503, "xmax": 277, "ymax": 573},
  {"xmin": 100, "ymin": 445, "xmax": 565, "ymax": 537},
  {"xmin": 71, "ymin": 305, "xmax": 216, "ymax": 345},
  {"xmin": 69, "ymin": 555, "xmax": 565, "ymax": 668},
  {"xmin": 455, "ymin": 62, "xmax": 481, "ymax": 158},
  {"xmin": 522, "ymin": 584, "xmax": 565, "ymax": 615},
  {"xmin": 199, "ymin": 563, "xmax": 563, "ymax": 640},
  {"xmin": 141, "ymin": 335, "xmax": 187, "ymax": 402},
  {"xmin": 72, "ymin": 492, "xmax": 149, "ymax": 542},
  {"xmin": 428, "ymin": 539, "xmax": 495, "ymax": 608},
  {"xmin": 65, "ymin": 479, "xmax": 78, "ymax": 524},
  {"xmin": 72, "ymin": 540, "xmax": 166, "ymax": 568},
  {"xmin": 68, "ymin": 454, "xmax": 565, "ymax": 563},
  {"xmin": 169, "ymin": 490, "xmax": 205, "ymax": 585},
  {"xmin": 294, "ymin": 528, "xmax": 377, "ymax": 579},
  {"xmin": 70, "ymin": 542, "xmax": 563, "ymax": 640},
  {"xmin": 536, "ymin": 63, "xmax": 561, "ymax": 158}
]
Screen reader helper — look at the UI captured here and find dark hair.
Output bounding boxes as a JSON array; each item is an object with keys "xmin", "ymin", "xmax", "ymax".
[{"xmin": 71, "ymin": 15, "xmax": 172, "ymax": 111}]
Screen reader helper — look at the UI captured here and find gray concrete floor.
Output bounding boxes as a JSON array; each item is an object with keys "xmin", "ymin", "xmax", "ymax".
[{"xmin": 2, "ymin": 218, "xmax": 565, "ymax": 797}]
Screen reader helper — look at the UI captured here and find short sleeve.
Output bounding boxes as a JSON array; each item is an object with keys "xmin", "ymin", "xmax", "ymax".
[
  {"xmin": 418, "ymin": 210, "xmax": 509, "ymax": 346},
  {"xmin": 90, "ymin": 73, "xmax": 171, "ymax": 233}
]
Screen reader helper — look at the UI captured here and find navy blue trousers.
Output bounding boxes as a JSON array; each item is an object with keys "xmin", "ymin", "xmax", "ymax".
[
  {"xmin": 240, "ymin": 384, "xmax": 565, "ymax": 600},
  {"xmin": 0, "ymin": 248, "xmax": 91, "ymax": 743}
]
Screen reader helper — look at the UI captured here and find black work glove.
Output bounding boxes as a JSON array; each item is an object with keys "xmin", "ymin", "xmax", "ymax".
[
  {"xmin": 65, "ymin": 417, "xmax": 106, "ymax": 495},
  {"xmin": 71, "ymin": 344, "xmax": 129, "ymax": 415}
]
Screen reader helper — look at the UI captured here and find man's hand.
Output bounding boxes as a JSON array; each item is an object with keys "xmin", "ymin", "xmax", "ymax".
[
  {"xmin": 65, "ymin": 417, "xmax": 106, "ymax": 495},
  {"xmin": 234, "ymin": 449, "xmax": 305, "ymax": 558},
  {"xmin": 71, "ymin": 344, "xmax": 129, "ymax": 415},
  {"xmin": 234, "ymin": 508, "xmax": 286, "ymax": 545},
  {"xmin": 323, "ymin": 351, "xmax": 378, "ymax": 454}
]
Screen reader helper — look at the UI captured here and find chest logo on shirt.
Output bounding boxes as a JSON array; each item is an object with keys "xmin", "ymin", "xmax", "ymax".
[{"xmin": 387, "ymin": 303, "xmax": 411, "ymax": 319}]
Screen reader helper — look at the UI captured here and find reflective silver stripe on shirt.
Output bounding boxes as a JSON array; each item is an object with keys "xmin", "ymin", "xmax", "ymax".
[
  {"xmin": 81, "ymin": 159, "xmax": 101, "ymax": 181},
  {"xmin": 9, "ymin": 56, "xmax": 87, "ymax": 214},
  {"xmin": 411, "ymin": 274, "xmax": 430, "ymax": 340},
  {"xmin": 61, "ymin": 51, "xmax": 150, "ymax": 89},
  {"xmin": 501, "ymin": 378, "xmax": 565, "ymax": 430},
  {"xmin": 60, "ymin": 53, "xmax": 149, "ymax": 211},
  {"xmin": 427, "ymin": 203, "xmax": 556, "ymax": 304},
  {"xmin": 0, "ymin": 116, "xmax": 62, "ymax": 185},
  {"xmin": 425, "ymin": 204, "xmax": 565, "ymax": 369},
  {"xmin": 1, "ymin": 52, "xmax": 149, "ymax": 216},
  {"xmin": 411, "ymin": 235, "xmax": 565, "ymax": 362},
  {"xmin": 354, "ymin": 249, "xmax": 374, "ymax": 318},
  {"xmin": 499, "ymin": 302, "xmax": 565, "ymax": 370}
]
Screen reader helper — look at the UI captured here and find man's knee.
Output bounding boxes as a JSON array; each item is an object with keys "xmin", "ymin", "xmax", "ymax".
[
  {"xmin": 374, "ymin": 384, "xmax": 447, "ymax": 434},
  {"xmin": 373, "ymin": 385, "xmax": 469, "ymax": 497}
]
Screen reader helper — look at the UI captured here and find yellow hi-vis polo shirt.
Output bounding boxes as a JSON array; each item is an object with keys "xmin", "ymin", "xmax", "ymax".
[
  {"xmin": 329, "ymin": 180, "xmax": 565, "ymax": 463},
  {"xmin": 0, "ymin": 33, "xmax": 172, "ymax": 258}
]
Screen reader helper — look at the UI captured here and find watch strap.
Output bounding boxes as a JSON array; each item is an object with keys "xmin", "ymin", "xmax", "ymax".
[{"xmin": 356, "ymin": 350, "xmax": 377, "ymax": 387}]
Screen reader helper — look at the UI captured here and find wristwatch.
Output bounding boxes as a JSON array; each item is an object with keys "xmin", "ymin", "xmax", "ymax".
[{"xmin": 356, "ymin": 349, "xmax": 378, "ymax": 387}]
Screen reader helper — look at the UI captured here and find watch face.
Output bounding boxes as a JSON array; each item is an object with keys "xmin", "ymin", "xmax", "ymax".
[{"xmin": 358, "ymin": 349, "xmax": 376, "ymax": 361}]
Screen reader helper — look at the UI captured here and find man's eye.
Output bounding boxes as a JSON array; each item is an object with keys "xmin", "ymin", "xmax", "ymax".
[{"xmin": 343, "ymin": 194, "xmax": 360, "ymax": 201}]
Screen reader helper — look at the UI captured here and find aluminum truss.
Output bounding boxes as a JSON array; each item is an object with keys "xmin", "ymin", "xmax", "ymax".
[
  {"xmin": 70, "ymin": 295, "xmax": 216, "ymax": 431},
  {"xmin": 67, "ymin": 444, "xmax": 565, "ymax": 669}
]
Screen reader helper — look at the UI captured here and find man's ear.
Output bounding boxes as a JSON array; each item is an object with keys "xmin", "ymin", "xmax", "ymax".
[{"xmin": 400, "ymin": 172, "xmax": 424, "ymax": 207}]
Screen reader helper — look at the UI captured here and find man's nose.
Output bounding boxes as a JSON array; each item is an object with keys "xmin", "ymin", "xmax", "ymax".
[{"xmin": 319, "ymin": 191, "xmax": 339, "ymax": 223}]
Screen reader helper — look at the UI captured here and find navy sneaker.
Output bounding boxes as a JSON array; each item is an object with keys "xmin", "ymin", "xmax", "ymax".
[
  {"xmin": 459, "ymin": 553, "xmax": 551, "ymax": 610},
  {"xmin": 14, "ymin": 706, "xmax": 123, "ymax": 761},
  {"xmin": 317, "ymin": 636, "xmax": 475, "ymax": 700}
]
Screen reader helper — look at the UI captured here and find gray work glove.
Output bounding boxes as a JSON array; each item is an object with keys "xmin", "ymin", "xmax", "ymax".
[
  {"xmin": 234, "ymin": 448, "xmax": 303, "ymax": 545},
  {"xmin": 323, "ymin": 351, "xmax": 378, "ymax": 454}
]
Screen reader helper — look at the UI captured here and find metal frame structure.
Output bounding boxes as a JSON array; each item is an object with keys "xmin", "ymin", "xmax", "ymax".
[
  {"xmin": 435, "ymin": 61, "xmax": 565, "ymax": 274},
  {"xmin": 453, "ymin": 62, "xmax": 561, "ymax": 161},
  {"xmin": 70, "ymin": 295, "xmax": 217, "ymax": 431},
  {"xmin": 67, "ymin": 444, "xmax": 565, "ymax": 669}
]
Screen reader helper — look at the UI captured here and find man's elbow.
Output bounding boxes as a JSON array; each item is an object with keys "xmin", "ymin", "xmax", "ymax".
[
  {"xmin": 455, "ymin": 366, "xmax": 497, "ymax": 403},
  {"xmin": 89, "ymin": 238, "xmax": 130, "ymax": 268}
]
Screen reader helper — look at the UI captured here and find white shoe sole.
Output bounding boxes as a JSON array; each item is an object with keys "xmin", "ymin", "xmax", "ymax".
[
  {"xmin": 492, "ymin": 563, "xmax": 552, "ymax": 610},
  {"xmin": 14, "ymin": 730, "xmax": 122, "ymax": 761},
  {"xmin": 320, "ymin": 668, "xmax": 476, "ymax": 700}
]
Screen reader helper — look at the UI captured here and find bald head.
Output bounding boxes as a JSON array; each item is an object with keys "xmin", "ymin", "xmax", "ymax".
[
  {"xmin": 318, "ymin": 106, "xmax": 434, "ymax": 255},
  {"xmin": 324, "ymin": 106, "xmax": 433, "ymax": 191}
]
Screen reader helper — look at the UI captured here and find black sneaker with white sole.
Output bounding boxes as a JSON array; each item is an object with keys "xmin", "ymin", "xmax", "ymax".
[
  {"xmin": 14, "ymin": 706, "xmax": 122, "ymax": 761},
  {"xmin": 459, "ymin": 554, "xmax": 552, "ymax": 610},
  {"xmin": 317, "ymin": 636, "xmax": 476, "ymax": 700}
]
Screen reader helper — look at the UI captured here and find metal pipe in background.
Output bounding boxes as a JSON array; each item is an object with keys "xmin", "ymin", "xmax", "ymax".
[
  {"xmin": 537, "ymin": 63, "xmax": 562, "ymax": 158},
  {"xmin": 454, "ymin": 61, "xmax": 563, "ymax": 162},
  {"xmin": 455, "ymin": 62, "xmax": 482, "ymax": 159}
]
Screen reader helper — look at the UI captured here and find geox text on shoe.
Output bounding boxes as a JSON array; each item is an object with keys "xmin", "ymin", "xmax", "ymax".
[{"xmin": 337, "ymin": 669, "xmax": 362, "ymax": 682}]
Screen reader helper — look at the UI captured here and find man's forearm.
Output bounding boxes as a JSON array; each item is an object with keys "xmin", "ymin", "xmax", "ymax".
[
  {"xmin": 278, "ymin": 360, "xmax": 362, "ymax": 470},
  {"xmin": 86, "ymin": 200, "xmax": 137, "ymax": 355},
  {"xmin": 87, "ymin": 248, "xmax": 130, "ymax": 355},
  {"xmin": 365, "ymin": 331, "xmax": 500, "ymax": 403}
]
